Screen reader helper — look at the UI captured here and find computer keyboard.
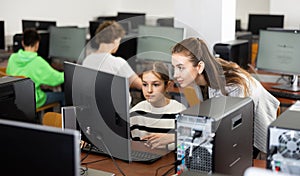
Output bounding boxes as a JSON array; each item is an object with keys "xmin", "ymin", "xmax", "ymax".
[
  {"xmin": 269, "ymin": 90, "xmax": 300, "ymax": 100},
  {"xmin": 131, "ymin": 150, "xmax": 162, "ymax": 163},
  {"xmin": 82, "ymin": 144, "xmax": 106, "ymax": 155},
  {"xmin": 81, "ymin": 144, "xmax": 162, "ymax": 163}
]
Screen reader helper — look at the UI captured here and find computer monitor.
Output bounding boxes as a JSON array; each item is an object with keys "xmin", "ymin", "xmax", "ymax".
[
  {"xmin": 96, "ymin": 16, "xmax": 117, "ymax": 21},
  {"xmin": 157, "ymin": 17, "xmax": 174, "ymax": 27},
  {"xmin": 22, "ymin": 19, "xmax": 56, "ymax": 32},
  {"xmin": 89, "ymin": 20, "xmax": 103, "ymax": 40},
  {"xmin": 13, "ymin": 32, "xmax": 50, "ymax": 62},
  {"xmin": 49, "ymin": 26, "xmax": 87, "ymax": 63},
  {"xmin": 247, "ymin": 14, "xmax": 284, "ymax": 35},
  {"xmin": 117, "ymin": 12, "xmax": 146, "ymax": 33},
  {"xmin": 64, "ymin": 62, "xmax": 76, "ymax": 106},
  {"xmin": 0, "ymin": 21, "xmax": 4, "ymax": 49},
  {"xmin": 136, "ymin": 25, "xmax": 184, "ymax": 63},
  {"xmin": 0, "ymin": 77, "xmax": 38, "ymax": 124},
  {"xmin": 0, "ymin": 118, "xmax": 80, "ymax": 176},
  {"xmin": 65, "ymin": 62, "xmax": 172, "ymax": 163},
  {"xmin": 64, "ymin": 62, "xmax": 131, "ymax": 161},
  {"xmin": 256, "ymin": 30, "xmax": 300, "ymax": 91},
  {"xmin": 113, "ymin": 34, "xmax": 137, "ymax": 61}
]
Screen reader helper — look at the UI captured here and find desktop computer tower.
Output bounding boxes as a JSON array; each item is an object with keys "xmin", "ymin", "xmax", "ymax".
[
  {"xmin": 176, "ymin": 96, "xmax": 254, "ymax": 176},
  {"xmin": 213, "ymin": 39, "xmax": 250, "ymax": 70},
  {"xmin": 267, "ymin": 108, "xmax": 300, "ymax": 175}
]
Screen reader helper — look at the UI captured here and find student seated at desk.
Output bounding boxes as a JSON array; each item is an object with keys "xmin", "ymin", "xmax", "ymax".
[
  {"xmin": 171, "ymin": 37, "xmax": 280, "ymax": 156},
  {"xmin": 130, "ymin": 62, "xmax": 186, "ymax": 150},
  {"xmin": 82, "ymin": 20, "xmax": 142, "ymax": 90},
  {"xmin": 6, "ymin": 29, "xmax": 64, "ymax": 108}
]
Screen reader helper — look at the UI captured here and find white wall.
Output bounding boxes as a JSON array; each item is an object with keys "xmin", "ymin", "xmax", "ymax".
[
  {"xmin": 0, "ymin": 0, "xmax": 174, "ymax": 47},
  {"xmin": 270, "ymin": 0, "xmax": 300, "ymax": 29},
  {"xmin": 236, "ymin": 0, "xmax": 269, "ymax": 30},
  {"xmin": 174, "ymin": 0, "xmax": 236, "ymax": 49},
  {"xmin": 118, "ymin": 0, "xmax": 174, "ymax": 25},
  {"xmin": 1, "ymin": 0, "xmax": 300, "ymax": 48}
]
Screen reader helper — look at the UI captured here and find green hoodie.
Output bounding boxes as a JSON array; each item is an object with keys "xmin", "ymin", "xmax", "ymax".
[{"xmin": 6, "ymin": 49, "xmax": 64, "ymax": 108}]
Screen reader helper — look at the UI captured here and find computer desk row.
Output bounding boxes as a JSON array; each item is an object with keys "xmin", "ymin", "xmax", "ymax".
[
  {"xmin": 80, "ymin": 152, "xmax": 266, "ymax": 176},
  {"xmin": 260, "ymin": 82, "xmax": 300, "ymax": 113}
]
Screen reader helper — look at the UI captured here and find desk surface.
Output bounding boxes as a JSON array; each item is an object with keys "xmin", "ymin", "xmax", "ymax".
[
  {"xmin": 81, "ymin": 152, "xmax": 266, "ymax": 176},
  {"xmin": 261, "ymin": 82, "xmax": 299, "ymax": 106}
]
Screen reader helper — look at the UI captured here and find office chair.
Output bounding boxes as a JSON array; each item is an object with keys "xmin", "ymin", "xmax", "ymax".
[
  {"xmin": 0, "ymin": 67, "xmax": 6, "ymax": 77},
  {"xmin": 182, "ymin": 86, "xmax": 201, "ymax": 107},
  {"xmin": 42, "ymin": 112, "xmax": 62, "ymax": 128}
]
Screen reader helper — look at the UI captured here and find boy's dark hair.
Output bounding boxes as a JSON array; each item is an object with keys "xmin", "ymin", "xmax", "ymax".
[
  {"xmin": 22, "ymin": 29, "xmax": 41, "ymax": 47},
  {"xmin": 95, "ymin": 20, "xmax": 125, "ymax": 44}
]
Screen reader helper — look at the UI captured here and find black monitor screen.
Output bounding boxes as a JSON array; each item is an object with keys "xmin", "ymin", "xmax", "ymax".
[
  {"xmin": 0, "ymin": 77, "xmax": 38, "ymax": 124},
  {"xmin": 64, "ymin": 62, "xmax": 76, "ymax": 106},
  {"xmin": 117, "ymin": 12, "xmax": 146, "ymax": 32},
  {"xmin": 22, "ymin": 19, "xmax": 56, "ymax": 32},
  {"xmin": 113, "ymin": 35, "xmax": 137, "ymax": 61},
  {"xmin": 0, "ymin": 119, "xmax": 80, "ymax": 176},
  {"xmin": 96, "ymin": 16, "xmax": 117, "ymax": 21},
  {"xmin": 247, "ymin": 14, "xmax": 284, "ymax": 35},
  {"xmin": 0, "ymin": 21, "xmax": 4, "ymax": 49},
  {"xmin": 12, "ymin": 32, "xmax": 50, "ymax": 61},
  {"xmin": 89, "ymin": 20, "xmax": 103, "ymax": 40},
  {"xmin": 49, "ymin": 26, "xmax": 86, "ymax": 62},
  {"xmin": 65, "ymin": 62, "xmax": 131, "ymax": 161}
]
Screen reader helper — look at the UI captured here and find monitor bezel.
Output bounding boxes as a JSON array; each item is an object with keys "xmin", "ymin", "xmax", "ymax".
[
  {"xmin": 0, "ymin": 118, "xmax": 80, "ymax": 176},
  {"xmin": 247, "ymin": 14, "xmax": 284, "ymax": 35},
  {"xmin": 256, "ymin": 29, "xmax": 300, "ymax": 76}
]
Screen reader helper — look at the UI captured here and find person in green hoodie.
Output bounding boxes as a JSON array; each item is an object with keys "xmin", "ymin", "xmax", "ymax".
[{"xmin": 6, "ymin": 29, "xmax": 64, "ymax": 108}]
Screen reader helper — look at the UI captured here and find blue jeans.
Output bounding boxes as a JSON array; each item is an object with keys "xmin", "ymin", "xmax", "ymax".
[{"xmin": 44, "ymin": 92, "xmax": 65, "ymax": 107}]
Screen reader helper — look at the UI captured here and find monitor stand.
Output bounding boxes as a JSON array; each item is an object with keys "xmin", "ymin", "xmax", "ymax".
[{"xmin": 272, "ymin": 75, "xmax": 300, "ymax": 92}]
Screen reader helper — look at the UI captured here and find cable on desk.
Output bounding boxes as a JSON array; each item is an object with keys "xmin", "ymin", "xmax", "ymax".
[
  {"xmin": 162, "ymin": 165, "xmax": 176, "ymax": 176},
  {"xmin": 96, "ymin": 136, "xmax": 126, "ymax": 176},
  {"xmin": 80, "ymin": 166, "xmax": 88, "ymax": 176},
  {"xmin": 155, "ymin": 160, "xmax": 178, "ymax": 176},
  {"xmin": 81, "ymin": 141, "xmax": 92, "ymax": 162},
  {"xmin": 81, "ymin": 158, "xmax": 109, "ymax": 165}
]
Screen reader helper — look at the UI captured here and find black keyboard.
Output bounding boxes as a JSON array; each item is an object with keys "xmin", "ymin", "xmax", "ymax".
[
  {"xmin": 131, "ymin": 150, "xmax": 162, "ymax": 163},
  {"xmin": 82, "ymin": 144, "xmax": 162, "ymax": 163},
  {"xmin": 82, "ymin": 144, "xmax": 106, "ymax": 155},
  {"xmin": 269, "ymin": 90, "xmax": 300, "ymax": 100}
]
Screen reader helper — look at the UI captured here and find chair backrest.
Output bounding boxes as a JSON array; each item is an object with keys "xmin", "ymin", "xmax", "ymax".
[
  {"xmin": 42, "ymin": 112, "xmax": 62, "ymax": 128},
  {"xmin": 182, "ymin": 86, "xmax": 201, "ymax": 107},
  {"xmin": 0, "ymin": 67, "xmax": 7, "ymax": 77}
]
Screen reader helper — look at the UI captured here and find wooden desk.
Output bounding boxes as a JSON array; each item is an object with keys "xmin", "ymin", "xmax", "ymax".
[
  {"xmin": 81, "ymin": 152, "xmax": 266, "ymax": 176},
  {"xmin": 81, "ymin": 151, "xmax": 176, "ymax": 176},
  {"xmin": 261, "ymin": 82, "xmax": 298, "ymax": 107}
]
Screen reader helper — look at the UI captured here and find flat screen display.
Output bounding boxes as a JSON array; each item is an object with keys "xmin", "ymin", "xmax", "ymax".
[
  {"xmin": 137, "ymin": 25, "xmax": 184, "ymax": 63},
  {"xmin": 247, "ymin": 14, "xmax": 284, "ymax": 35},
  {"xmin": 49, "ymin": 26, "xmax": 86, "ymax": 62},
  {"xmin": 0, "ymin": 118, "xmax": 80, "ymax": 176},
  {"xmin": 256, "ymin": 30, "xmax": 300, "ymax": 75}
]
